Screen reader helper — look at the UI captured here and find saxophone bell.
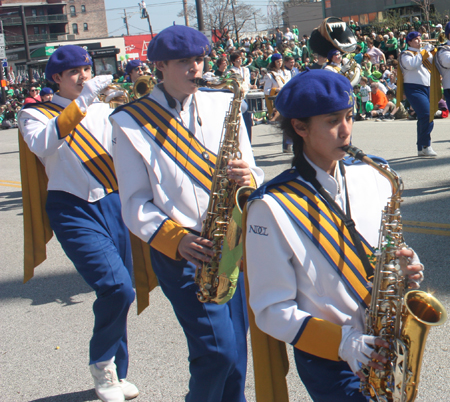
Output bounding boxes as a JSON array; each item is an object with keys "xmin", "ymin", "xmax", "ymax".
[{"xmin": 343, "ymin": 145, "xmax": 447, "ymax": 402}]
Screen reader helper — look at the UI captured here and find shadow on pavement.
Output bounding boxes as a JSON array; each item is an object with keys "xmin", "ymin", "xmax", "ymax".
[
  {"xmin": 30, "ymin": 389, "xmax": 98, "ymax": 402},
  {"xmin": 251, "ymin": 141, "xmax": 280, "ymax": 148},
  {"xmin": 1, "ymin": 271, "xmax": 93, "ymax": 307},
  {"xmin": 0, "ymin": 190, "xmax": 23, "ymax": 212},
  {"xmin": 389, "ymin": 156, "xmax": 450, "ymax": 171},
  {"xmin": 0, "ymin": 150, "xmax": 19, "ymax": 155}
]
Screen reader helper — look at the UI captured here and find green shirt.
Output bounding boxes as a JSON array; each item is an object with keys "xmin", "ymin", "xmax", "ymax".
[
  {"xmin": 387, "ymin": 38, "xmax": 398, "ymax": 50},
  {"xmin": 255, "ymin": 56, "xmax": 270, "ymax": 69}
]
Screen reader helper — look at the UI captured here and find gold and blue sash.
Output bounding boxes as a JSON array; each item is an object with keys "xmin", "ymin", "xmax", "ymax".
[
  {"xmin": 24, "ymin": 102, "xmax": 118, "ymax": 194},
  {"xmin": 267, "ymin": 177, "xmax": 373, "ymax": 308},
  {"xmin": 115, "ymin": 98, "xmax": 217, "ymax": 193}
]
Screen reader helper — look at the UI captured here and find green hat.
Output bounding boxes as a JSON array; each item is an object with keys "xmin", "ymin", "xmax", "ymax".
[{"xmin": 372, "ymin": 71, "xmax": 382, "ymax": 80}]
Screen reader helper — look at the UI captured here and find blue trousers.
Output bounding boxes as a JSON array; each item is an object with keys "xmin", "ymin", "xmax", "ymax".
[
  {"xmin": 444, "ymin": 89, "xmax": 450, "ymax": 110},
  {"xmin": 243, "ymin": 110, "xmax": 253, "ymax": 143},
  {"xmin": 46, "ymin": 191, "xmax": 135, "ymax": 380},
  {"xmin": 403, "ymin": 83, "xmax": 434, "ymax": 151},
  {"xmin": 294, "ymin": 348, "xmax": 370, "ymax": 402},
  {"xmin": 150, "ymin": 247, "xmax": 248, "ymax": 402}
]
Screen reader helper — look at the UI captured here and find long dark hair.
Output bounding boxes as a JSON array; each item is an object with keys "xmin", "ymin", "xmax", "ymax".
[
  {"xmin": 280, "ymin": 116, "xmax": 309, "ymax": 167},
  {"xmin": 280, "ymin": 115, "xmax": 320, "ymax": 181}
]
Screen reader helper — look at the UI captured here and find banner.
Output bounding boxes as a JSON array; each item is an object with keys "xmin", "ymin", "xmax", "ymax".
[{"xmin": 124, "ymin": 34, "xmax": 157, "ymax": 62}]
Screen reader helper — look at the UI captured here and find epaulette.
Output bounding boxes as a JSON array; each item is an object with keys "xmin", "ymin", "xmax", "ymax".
[
  {"xmin": 248, "ymin": 168, "xmax": 298, "ymax": 201},
  {"xmin": 342, "ymin": 154, "xmax": 389, "ymax": 166},
  {"xmin": 110, "ymin": 96, "xmax": 145, "ymax": 116},
  {"xmin": 22, "ymin": 101, "xmax": 54, "ymax": 110},
  {"xmin": 198, "ymin": 87, "xmax": 233, "ymax": 94}
]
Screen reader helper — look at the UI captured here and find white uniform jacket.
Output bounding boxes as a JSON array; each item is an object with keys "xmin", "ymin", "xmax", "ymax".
[
  {"xmin": 435, "ymin": 42, "xmax": 450, "ymax": 89},
  {"xmin": 110, "ymin": 86, "xmax": 264, "ymax": 259},
  {"xmin": 263, "ymin": 69, "xmax": 291, "ymax": 96},
  {"xmin": 324, "ymin": 63, "xmax": 341, "ymax": 73},
  {"xmin": 246, "ymin": 157, "xmax": 392, "ymax": 360},
  {"xmin": 18, "ymin": 94, "xmax": 114, "ymax": 202},
  {"xmin": 399, "ymin": 46, "xmax": 431, "ymax": 86},
  {"xmin": 229, "ymin": 65, "xmax": 251, "ymax": 95}
]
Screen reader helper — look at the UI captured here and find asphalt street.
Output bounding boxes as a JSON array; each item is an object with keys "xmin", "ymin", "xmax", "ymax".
[{"xmin": 1, "ymin": 118, "xmax": 450, "ymax": 401}]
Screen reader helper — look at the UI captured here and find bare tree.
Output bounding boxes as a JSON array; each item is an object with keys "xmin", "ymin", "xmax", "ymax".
[
  {"xmin": 178, "ymin": 0, "xmax": 267, "ymax": 41},
  {"xmin": 411, "ymin": 0, "xmax": 434, "ymax": 25}
]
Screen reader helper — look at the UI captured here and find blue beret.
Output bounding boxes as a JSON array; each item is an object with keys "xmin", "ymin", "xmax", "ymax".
[
  {"xmin": 406, "ymin": 31, "xmax": 420, "ymax": 43},
  {"xmin": 45, "ymin": 45, "xmax": 92, "ymax": 83},
  {"xmin": 271, "ymin": 53, "xmax": 282, "ymax": 61},
  {"xmin": 147, "ymin": 25, "xmax": 210, "ymax": 62},
  {"xmin": 125, "ymin": 59, "xmax": 143, "ymax": 74},
  {"xmin": 327, "ymin": 49, "xmax": 341, "ymax": 61},
  {"xmin": 275, "ymin": 68, "xmax": 354, "ymax": 119},
  {"xmin": 445, "ymin": 22, "xmax": 450, "ymax": 38},
  {"xmin": 40, "ymin": 87, "xmax": 54, "ymax": 96}
]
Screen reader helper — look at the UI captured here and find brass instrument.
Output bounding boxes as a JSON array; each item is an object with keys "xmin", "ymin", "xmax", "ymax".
[
  {"xmin": 133, "ymin": 75, "xmax": 156, "ymax": 98},
  {"xmin": 99, "ymin": 75, "xmax": 156, "ymax": 108},
  {"xmin": 311, "ymin": 17, "xmax": 361, "ymax": 85},
  {"xmin": 343, "ymin": 145, "xmax": 447, "ymax": 402},
  {"xmin": 193, "ymin": 74, "xmax": 245, "ymax": 304}
]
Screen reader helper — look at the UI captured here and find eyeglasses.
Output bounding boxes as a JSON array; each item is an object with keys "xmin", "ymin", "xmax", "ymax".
[
  {"xmin": 134, "ymin": 67, "xmax": 144, "ymax": 72},
  {"xmin": 30, "ymin": 89, "xmax": 38, "ymax": 92}
]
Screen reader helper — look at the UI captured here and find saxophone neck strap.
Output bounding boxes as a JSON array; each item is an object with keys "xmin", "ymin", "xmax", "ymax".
[{"xmin": 296, "ymin": 155, "xmax": 375, "ymax": 281}]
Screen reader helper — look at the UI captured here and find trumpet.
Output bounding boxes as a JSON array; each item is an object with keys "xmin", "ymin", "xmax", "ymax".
[{"xmin": 99, "ymin": 75, "xmax": 157, "ymax": 108}]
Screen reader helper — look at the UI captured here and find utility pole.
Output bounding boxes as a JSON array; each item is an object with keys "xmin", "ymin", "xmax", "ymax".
[
  {"xmin": 146, "ymin": 11, "xmax": 154, "ymax": 37},
  {"xmin": 20, "ymin": 6, "xmax": 34, "ymax": 82},
  {"xmin": 231, "ymin": 0, "xmax": 238, "ymax": 43},
  {"xmin": 123, "ymin": 9, "xmax": 130, "ymax": 36},
  {"xmin": 183, "ymin": 0, "xmax": 190, "ymax": 27},
  {"xmin": 0, "ymin": 21, "xmax": 7, "ymax": 104},
  {"xmin": 195, "ymin": 0, "xmax": 204, "ymax": 31}
]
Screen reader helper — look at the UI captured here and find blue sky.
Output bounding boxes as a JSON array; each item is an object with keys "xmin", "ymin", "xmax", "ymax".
[
  {"xmin": 104, "ymin": 0, "xmax": 273, "ymax": 37},
  {"xmin": 104, "ymin": 0, "xmax": 187, "ymax": 36}
]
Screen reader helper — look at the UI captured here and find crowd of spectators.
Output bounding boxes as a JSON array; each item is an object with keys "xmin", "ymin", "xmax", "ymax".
[
  {"xmin": 2, "ymin": 16, "xmax": 450, "ymax": 129},
  {"xmin": 0, "ymin": 79, "xmax": 55, "ymax": 129}
]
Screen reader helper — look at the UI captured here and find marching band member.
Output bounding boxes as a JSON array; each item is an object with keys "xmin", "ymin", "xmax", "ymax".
[
  {"xmin": 109, "ymin": 25, "xmax": 264, "ymax": 402},
  {"xmin": 434, "ymin": 22, "xmax": 450, "ymax": 107},
  {"xmin": 324, "ymin": 49, "xmax": 343, "ymax": 73},
  {"xmin": 397, "ymin": 31, "xmax": 440, "ymax": 157},
  {"xmin": 229, "ymin": 51, "xmax": 256, "ymax": 140},
  {"xmin": 263, "ymin": 53, "xmax": 290, "ymax": 122},
  {"xmin": 244, "ymin": 69, "xmax": 424, "ymax": 401},
  {"xmin": 125, "ymin": 59, "xmax": 145, "ymax": 83},
  {"xmin": 229, "ymin": 51, "xmax": 254, "ymax": 92},
  {"xmin": 18, "ymin": 45, "xmax": 138, "ymax": 402}
]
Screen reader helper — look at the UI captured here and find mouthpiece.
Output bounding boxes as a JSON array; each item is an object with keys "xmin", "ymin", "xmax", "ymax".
[
  {"xmin": 343, "ymin": 145, "xmax": 367, "ymax": 161},
  {"xmin": 192, "ymin": 78, "xmax": 209, "ymax": 87}
]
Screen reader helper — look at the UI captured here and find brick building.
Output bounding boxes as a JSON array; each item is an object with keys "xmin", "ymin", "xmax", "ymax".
[
  {"xmin": 322, "ymin": 0, "xmax": 450, "ymax": 26},
  {"xmin": 0, "ymin": 0, "xmax": 108, "ymax": 48}
]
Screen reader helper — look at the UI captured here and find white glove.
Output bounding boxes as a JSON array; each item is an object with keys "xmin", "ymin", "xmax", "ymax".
[
  {"xmin": 423, "ymin": 43, "xmax": 434, "ymax": 53},
  {"xmin": 75, "ymin": 75, "xmax": 113, "ymax": 112},
  {"xmin": 104, "ymin": 89, "xmax": 127, "ymax": 104},
  {"xmin": 338, "ymin": 326, "xmax": 376, "ymax": 374},
  {"xmin": 341, "ymin": 59, "xmax": 351, "ymax": 73}
]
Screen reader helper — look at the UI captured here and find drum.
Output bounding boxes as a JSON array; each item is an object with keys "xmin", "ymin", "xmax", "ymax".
[{"xmin": 246, "ymin": 91, "xmax": 267, "ymax": 113}]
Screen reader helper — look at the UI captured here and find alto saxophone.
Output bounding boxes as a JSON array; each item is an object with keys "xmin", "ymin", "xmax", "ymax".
[
  {"xmin": 193, "ymin": 74, "xmax": 246, "ymax": 304},
  {"xmin": 343, "ymin": 145, "xmax": 447, "ymax": 402}
]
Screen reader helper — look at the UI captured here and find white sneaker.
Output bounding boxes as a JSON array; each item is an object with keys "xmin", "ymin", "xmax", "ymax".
[
  {"xmin": 90, "ymin": 362, "xmax": 125, "ymax": 402},
  {"xmin": 418, "ymin": 146, "xmax": 437, "ymax": 157},
  {"xmin": 120, "ymin": 379, "xmax": 139, "ymax": 400}
]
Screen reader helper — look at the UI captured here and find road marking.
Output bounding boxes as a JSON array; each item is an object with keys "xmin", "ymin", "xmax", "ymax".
[
  {"xmin": 0, "ymin": 180, "xmax": 21, "ymax": 184},
  {"xmin": 0, "ymin": 180, "xmax": 21, "ymax": 188},
  {"xmin": 403, "ymin": 220, "xmax": 450, "ymax": 237}
]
